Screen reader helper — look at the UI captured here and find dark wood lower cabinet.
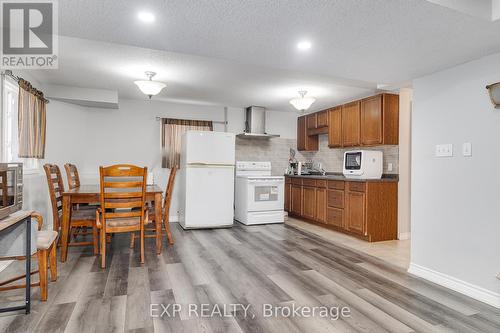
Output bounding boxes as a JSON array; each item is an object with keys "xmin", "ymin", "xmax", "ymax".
[
  {"xmin": 315, "ymin": 188, "xmax": 327, "ymax": 223},
  {"xmin": 284, "ymin": 183, "xmax": 291, "ymax": 212},
  {"xmin": 345, "ymin": 190, "xmax": 366, "ymax": 235},
  {"xmin": 302, "ymin": 186, "xmax": 316, "ymax": 220},
  {"xmin": 285, "ymin": 176, "xmax": 398, "ymax": 242},
  {"xmin": 326, "ymin": 207, "xmax": 343, "ymax": 228},
  {"xmin": 291, "ymin": 184, "xmax": 302, "ymax": 216}
]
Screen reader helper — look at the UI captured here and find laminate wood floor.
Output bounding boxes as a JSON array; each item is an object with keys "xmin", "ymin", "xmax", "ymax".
[{"xmin": 0, "ymin": 223, "xmax": 499, "ymax": 333}]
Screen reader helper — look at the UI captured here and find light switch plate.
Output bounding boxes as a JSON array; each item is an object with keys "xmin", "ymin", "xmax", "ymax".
[
  {"xmin": 435, "ymin": 144, "xmax": 453, "ymax": 157},
  {"xmin": 463, "ymin": 142, "xmax": 472, "ymax": 157}
]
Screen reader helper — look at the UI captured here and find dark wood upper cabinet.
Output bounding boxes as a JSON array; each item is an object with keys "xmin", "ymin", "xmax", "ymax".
[
  {"xmin": 360, "ymin": 94, "xmax": 399, "ymax": 146},
  {"xmin": 297, "ymin": 115, "xmax": 318, "ymax": 151},
  {"xmin": 328, "ymin": 106, "xmax": 342, "ymax": 148},
  {"xmin": 361, "ymin": 95, "xmax": 383, "ymax": 145},
  {"xmin": 341, "ymin": 101, "xmax": 361, "ymax": 147},
  {"xmin": 381, "ymin": 94, "xmax": 399, "ymax": 145},
  {"xmin": 306, "ymin": 113, "xmax": 317, "ymax": 129},
  {"xmin": 297, "ymin": 93, "xmax": 398, "ymax": 151},
  {"xmin": 297, "ymin": 116, "xmax": 306, "ymax": 151},
  {"xmin": 317, "ymin": 110, "xmax": 328, "ymax": 128}
]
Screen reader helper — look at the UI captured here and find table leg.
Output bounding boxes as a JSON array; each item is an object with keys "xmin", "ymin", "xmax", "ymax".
[
  {"xmin": 25, "ymin": 216, "xmax": 31, "ymax": 314},
  {"xmin": 154, "ymin": 193, "xmax": 162, "ymax": 255},
  {"xmin": 61, "ymin": 195, "xmax": 71, "ymax": 262}
]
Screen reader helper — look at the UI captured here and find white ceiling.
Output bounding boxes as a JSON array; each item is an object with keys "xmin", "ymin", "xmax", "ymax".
[{"xmin": 27, "ymin": 0, "xmax": 500, "ymax": 110}]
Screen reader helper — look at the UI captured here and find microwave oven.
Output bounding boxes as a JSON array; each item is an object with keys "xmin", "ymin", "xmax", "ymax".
[
  {"xmin": 343, "ymin": 150, "xmax": 383, "ymax": 179},
  {"xmin": 0, "ymin": 163, "xmax": 23, "ymax": 220}
]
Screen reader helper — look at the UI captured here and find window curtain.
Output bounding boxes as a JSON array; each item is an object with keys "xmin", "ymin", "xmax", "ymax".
[
  {"xmin": 17, "ymin": 78, "xmax": 47, "ymax": 159},
  {"xmin": 161, "ymin": 118, "xmax": 213, "ymax": 168}
]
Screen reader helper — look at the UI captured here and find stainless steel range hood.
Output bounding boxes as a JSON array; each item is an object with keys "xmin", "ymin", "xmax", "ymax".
[{"xmin": 236, "ymin": 106, "xmax": 280, "ymax": 139}]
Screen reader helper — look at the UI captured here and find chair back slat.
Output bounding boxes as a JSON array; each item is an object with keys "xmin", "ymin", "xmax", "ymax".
[
  {"xmin": 64, "ymin": 163, "xmax": 80, "ymax": 190},
  {"xmin": 163, "ymin": 167, "xmax": 177, "ymax": 222},
  {"xmin": 99, "ymin": 165, "xmax": 147, "ymax": 225},
  {"xmin": 103, "ymin": 191, "xmax": 144, "ymax": 199},
  {"xmin": 44, "ymin": 164, "xmax": 65, "ymax": 230},
  {"xmin": 104, "ymin": 200, "xmax": 143, "ymax": 209},
  {"xmin": 103, "ymin": 181, "xmax": 143, "ymax": 188},
  {"xmin": 103, "ymin": 211, "xmax": 143, "ymax": 219}
]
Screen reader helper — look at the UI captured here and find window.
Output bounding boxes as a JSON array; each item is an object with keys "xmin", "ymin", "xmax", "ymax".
[
  {"xmin": 1, "ymin": 77, "xmax": 40, "ymax": 171},
  {"xmin": 160, "ymin": 118, "xmax": 213, "ymax": 168}
]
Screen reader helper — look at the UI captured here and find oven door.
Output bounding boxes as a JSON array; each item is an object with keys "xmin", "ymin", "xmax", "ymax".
[{"xmin": 246, "ymin": 177, "xmax": 284, "ymax": 212}]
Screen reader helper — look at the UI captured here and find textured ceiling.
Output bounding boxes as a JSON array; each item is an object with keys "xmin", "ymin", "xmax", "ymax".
[
  {"xmin": 28, "ymin": 0, "xmax": 500, "ymax": 109},
  {"xmin": 27, "ymin": 37, "xmax": 374, "ymax": 112},
  {"xmin": 57, "ymin": 0, "xmax": 500, "ymax": 84}
]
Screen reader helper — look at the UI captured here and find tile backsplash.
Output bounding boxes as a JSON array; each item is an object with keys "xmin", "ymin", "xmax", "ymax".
[{"xmin": 235, "ymin": 135, "xmax": 399, "ymax": 176}]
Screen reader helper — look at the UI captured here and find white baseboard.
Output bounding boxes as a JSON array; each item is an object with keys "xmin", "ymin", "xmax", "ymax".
[
  {"xmin": 398, "ymin": 232, "xmax": 411, "ymax": 240},
  {"xmin": 408, "ymin": 263, "xmax": 500, "ymax": 308}
]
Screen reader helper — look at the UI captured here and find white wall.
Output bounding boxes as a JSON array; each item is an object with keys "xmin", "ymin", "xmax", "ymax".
[
  {"xmin": 23, "ymin": 100, "xmax": 88, "ymax": 229},
  {"xmin": 410, "ymin": 51, "xmax": 500, "ymax": 306}
]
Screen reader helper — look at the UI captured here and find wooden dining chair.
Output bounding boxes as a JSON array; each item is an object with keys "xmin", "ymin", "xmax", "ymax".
[
  {"xmin": 0, "ymin": 212, "xmax": 57, "ymax": 301},
  {"xmin": 97, "ymin": 164, "xmax": 148, "ymax": 268},
  {"xmin": 43, "ymin": 164, "xmax": 98, "ymax": 254},
  {"xmin": 138, "ymin": 167, "xmax": 176, "ymax": 246}
]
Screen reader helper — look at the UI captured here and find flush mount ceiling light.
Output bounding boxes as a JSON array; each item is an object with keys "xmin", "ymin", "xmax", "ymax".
[
  {"xmin": 486, "ymin": 82, "xmax": 500, "ymax": 108},
  {"xmin": 134, "ymin": 71, "xmax": 166, "ymax": 99},
  {"xmin": 297, "ymin": 40, "xmax": 312, "ymax": 51},
  {"xmin": 289, "ymin": 90, "xmax": 316, "ymax": 111},
  {"xmin": 138, "ymin": 11, "xmax": 155, "ymax": 23}
]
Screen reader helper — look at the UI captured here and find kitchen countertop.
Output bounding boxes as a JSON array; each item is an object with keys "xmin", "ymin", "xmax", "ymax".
[{"xmin": 284, "ymin": 173, "xmax": 399, "ymax": 182}]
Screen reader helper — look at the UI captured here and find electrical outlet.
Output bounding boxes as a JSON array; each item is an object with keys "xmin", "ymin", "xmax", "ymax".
[
  {"xmin": 497, "ymin": 273, "xmax": 500, "ymax": 280},
  {"xmin": 387, "ymin": 163, "xmax": 393, "ymax": 172},
  {"xmin": 463, "ymin": 142, "xmax": 472, "ymax": 157},
  {"xmin": 435, "ymin": 144, "xmax": 453, "ymax": 157}
]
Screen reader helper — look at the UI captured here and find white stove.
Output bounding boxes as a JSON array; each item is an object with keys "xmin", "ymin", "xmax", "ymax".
[{"xmin": 234, "ymin": 161, "xmax": 285, "ymax": 225}]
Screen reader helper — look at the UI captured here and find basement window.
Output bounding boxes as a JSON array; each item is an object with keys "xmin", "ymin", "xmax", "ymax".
[{"xmin": 1, "ymin": 77, "xmax": 40, "ymax": 173}]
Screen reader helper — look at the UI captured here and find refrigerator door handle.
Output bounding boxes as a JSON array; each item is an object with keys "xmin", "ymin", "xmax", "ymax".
[{"xmin": 186, "ymin": 162, "xmax": 235, "ymax": 167}]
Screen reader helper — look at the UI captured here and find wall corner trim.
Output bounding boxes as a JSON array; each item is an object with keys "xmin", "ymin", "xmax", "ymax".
[
  {"xmin": 408, "ymin": 263, "xmax": 500, "ymax": 308},
  {"xmin": 398, "ymin": 232, "xmax": 411, "ymax": 240}
]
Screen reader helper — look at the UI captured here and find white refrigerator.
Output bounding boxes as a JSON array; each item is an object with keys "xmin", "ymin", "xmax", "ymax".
[{"xmin": 178, "ymin": 131, "xmax": 235, "ymax": 229}]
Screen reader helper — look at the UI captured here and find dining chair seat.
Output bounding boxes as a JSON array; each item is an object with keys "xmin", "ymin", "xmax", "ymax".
[
  {"xmin": 58, "ymin": 209, "xmax": 95, "ymax": 221},
  {"xmin": 0, "ymin": 213, "xmax": 57, "ymax": 302},
  {"xmin": 37, "ymin": 230, "xmax": 59, "ymax": 250},
  {"xmin": 104, "ymin": 216, "xmax": 143, "ymax": 227},
  {"xmin": 76, "ymin": 203, "xmax": 100, "ymax": 209}
]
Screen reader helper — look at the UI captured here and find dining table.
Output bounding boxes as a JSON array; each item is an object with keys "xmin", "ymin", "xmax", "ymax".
[{"xmin": 60, "ymin": 184, "xmax": 166, "ymax": 262}]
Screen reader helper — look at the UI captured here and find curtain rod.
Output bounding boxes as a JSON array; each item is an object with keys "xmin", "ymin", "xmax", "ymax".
[
  {"xmin": 2, "ymin": 69, "xmax": 20, "ymax": 82},
  {"xmin": 1, "ymin": 70, "xmax": 50, "ymax": 103},
  {"xmin": 155, "ymin": 116, "xmax": 227, "ymax": 125}
]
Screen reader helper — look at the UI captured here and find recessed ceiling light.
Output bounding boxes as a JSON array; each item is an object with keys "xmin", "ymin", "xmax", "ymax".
[
  {"xmin": 297, "ymin": 40, "xmax": 312, "ymax": 51},
  {"xmin": 138, "ymin": 11, "xmax": 155, "ymax": 23}
]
